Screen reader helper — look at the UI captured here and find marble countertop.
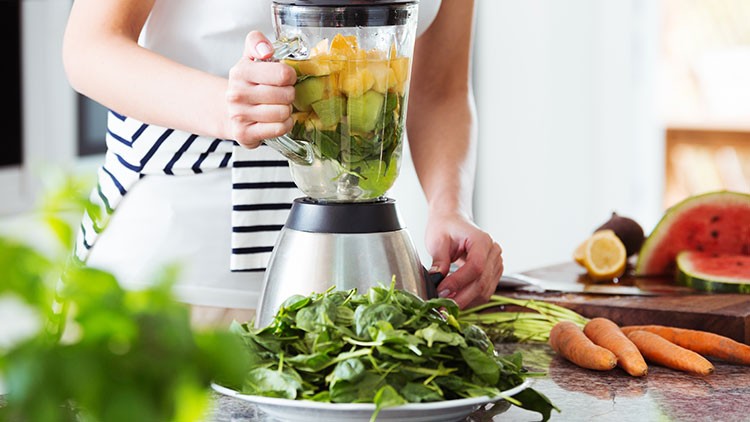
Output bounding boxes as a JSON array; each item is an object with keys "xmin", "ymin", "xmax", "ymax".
[{"xmin": 205, "ymin": 343, "xmax": 750, "ymax": 422}]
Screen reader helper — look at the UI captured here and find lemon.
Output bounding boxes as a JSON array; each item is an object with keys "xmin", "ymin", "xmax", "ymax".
[
  {"xmin": 573, "ymin": 238, "xmax": 587, "ymax": 265},
  {"xmin": 581, "ymin": 230, "xmax": 627, "ymax": 281}
]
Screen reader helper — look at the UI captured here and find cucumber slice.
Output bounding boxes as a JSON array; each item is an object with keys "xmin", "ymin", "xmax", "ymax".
[
  {"xmin": 294, "ymin": 77, "xmax": 329, "ymax": 112},
  {"xmin": 311, "ymin": 96, "xmax": 346, "ymax": 128},
  {"xmin": 347, "ymin": 90, "xmax": 384, "ymax": 133}
]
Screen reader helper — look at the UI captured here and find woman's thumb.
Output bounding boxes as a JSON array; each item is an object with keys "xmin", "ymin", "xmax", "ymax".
[
  {"xmin": 428, "ymin": 235, "xmax": 452, "ymax": 276},
  {"xmin": 244, "ymin": 30, "xmax": 274, "ymax": 60}
]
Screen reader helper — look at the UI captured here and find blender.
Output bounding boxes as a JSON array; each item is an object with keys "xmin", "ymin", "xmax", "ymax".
[{"xmin": 256, "ymin": 0, "xmax": 440, "ymax": 327}]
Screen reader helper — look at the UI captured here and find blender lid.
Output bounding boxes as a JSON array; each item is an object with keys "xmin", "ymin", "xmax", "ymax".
[
  {"xmin": 274, "ymin": 1, "xmax": 417, "ymax": 27},
  {"xmin": 274, "ymin": 1, "xmax": 417, "ymax": 5}
]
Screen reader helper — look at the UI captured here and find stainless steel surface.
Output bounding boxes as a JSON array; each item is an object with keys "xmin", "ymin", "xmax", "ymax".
[
  {"xmin": 256, "ymin": 227, "xmax": 427, "ymax": 327},
  {"xmin": 500, "ymin": 273, "xmax": 658, "ymax": 296},
  {"xmin": 273, "ymin": 2, "xmax": 417, "ymax": 27}
]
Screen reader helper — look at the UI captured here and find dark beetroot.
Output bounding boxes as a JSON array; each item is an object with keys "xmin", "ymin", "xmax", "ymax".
[{"xmin": 595, "ymin": 212, "xmax": 645, "ymax": 257}]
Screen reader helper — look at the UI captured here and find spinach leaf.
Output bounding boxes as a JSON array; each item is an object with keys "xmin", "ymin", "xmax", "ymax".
[
  {"xmin": 371, "ymin": 385, "xmax": 407, "ymax": 422},
  {"xmin": 400, "ymin": 382, "xmax": 443, "ymax": 403},
  {"xmin": 460, "ymin": 347, "xmax": 500, "ymax": 385},
  {"xmin": 284, "ymin": 352, "xmax": 333, "ymax": 372},
  {"xmin": 330, "ymin": 358, "xmax": 366, "ymax": 384},
  {"xmin": 330, "ymin": 372, "xmax": 384, "ymax": 403},
  {"xmin": 296, "ymin": 298, "xmax": 337, "ymax": 332},
  {"xmin": 244, "ymin": 367, "xmax": 302, "ymax": 399},
  {"xmin": 461, "ymin": 323, "xmax": 494, "ymax": 353},
  {"xmin": 416, "ymin": 323, "xmax": 467, "ymax": 348},
  {"xmin": 354, "ymin": 303, "xmax": 405, "ymax": 339}
]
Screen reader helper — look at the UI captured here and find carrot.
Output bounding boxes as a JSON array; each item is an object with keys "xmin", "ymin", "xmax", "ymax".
[
  {"xmin": 626, "ymin": 330, "xmax": 714, "ymax": 376},
  {"xmin": 549, "ymin": 320, "xmax": 617, "ymax": 371},
  {"xmin": 621, "ymin": 325, "xmax": 750, "ymax": 365},
  {"xmin": 583, "ymin": 318, "xmax": 648, "ymax": 377}
]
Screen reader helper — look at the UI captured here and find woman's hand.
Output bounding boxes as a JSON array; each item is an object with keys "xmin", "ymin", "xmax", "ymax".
[
  {"xmin": 225, "ymin": 31, "xmax": 297, "ymax": 148},
  {"xmin": 426, "ymin": 210, "xmax": 503, "ymax": 310}
]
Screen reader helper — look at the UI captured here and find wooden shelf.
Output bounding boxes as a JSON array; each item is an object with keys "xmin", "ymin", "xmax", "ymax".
[{"xmin": 664, "ymin": 123, "xmax": 750, "ymax": 208}]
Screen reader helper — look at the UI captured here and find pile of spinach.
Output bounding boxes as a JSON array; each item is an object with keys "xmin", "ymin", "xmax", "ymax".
[{"xmin": 230, "ymin": 281, "xmax": 557, "ymax": 421}]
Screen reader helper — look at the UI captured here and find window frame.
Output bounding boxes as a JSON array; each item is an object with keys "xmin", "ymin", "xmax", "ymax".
[{"xmin": 1, "ymin": 0, "xmax": 103, "ymax": 216}]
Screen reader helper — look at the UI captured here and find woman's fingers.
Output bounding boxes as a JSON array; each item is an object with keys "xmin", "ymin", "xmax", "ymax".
[
  {"xmin": 440, "ymin": 238, "xmax": 503, "ymax": 309},
  {"xmin": 229, "ymin": 103, "xmax": 293, "ymax": 124},
  {"xmin": 229, "ymin": 60, "xmax": 297, "ymax": 87},
  {"xmin": 436, "ymin": 233, "xmax": 491, "ymax": 294},
  {"xmin": 230, "ymin": 118, "xmax": 294, "ymax": 149},
  {"xmin": 226, "ymin": 82, "xmax": 295, "ymax": 107},
  {"xmin": 462, "ymin": 242, "xmax": 503, "ymax": 309}
]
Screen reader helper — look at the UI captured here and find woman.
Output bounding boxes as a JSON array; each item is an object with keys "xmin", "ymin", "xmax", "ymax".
[{"xmin": 62, "ymin": 0, "xmax": 502, "ymax": 326}]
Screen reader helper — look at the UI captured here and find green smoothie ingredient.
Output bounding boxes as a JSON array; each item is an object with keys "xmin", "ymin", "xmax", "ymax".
[
  {"xmin": 230, "ymin": 281, "xmax": 558, "ymax": 421},
  {"xmin": 284, "ymin": 33, "xmax": 410, "ymax": 199}
]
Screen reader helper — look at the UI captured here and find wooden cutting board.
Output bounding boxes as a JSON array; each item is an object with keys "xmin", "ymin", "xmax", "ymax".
[{"xmin": 497, "ymin": 262, "xmax": 750, "ymax": 344}]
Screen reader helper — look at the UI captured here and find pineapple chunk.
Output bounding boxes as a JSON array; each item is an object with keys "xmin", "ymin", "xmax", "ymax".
[
  {"xmin": 367, "ymin": 49, "xmax": 386, "ymax": 61},
  {"xmin": 309, "ymin": 38, "xmax": 330, "ymax": 56},
  {"xmin": 291, "ymin": 111, "xmax": 310, "ymax": 124},
  {"xmin": 339, "ymin": 68, "xmax": 375, "ymax": 98},
  {"xmin": 330, "ymin": 33, "xmax": 356, "ymax": 59},
  {"xmin": 369, "ymin": 61, "xmax": 397, "ymax": 94},
  {"xmin": 296, "ymin": 57, "xmax": 332, "ymax": 76},
  {"xmin": 390, "ymin": 57, "xmax": 410, "ymax": 83}
]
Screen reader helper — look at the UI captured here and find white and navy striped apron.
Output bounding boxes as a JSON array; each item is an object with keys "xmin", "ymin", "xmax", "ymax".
[{"xmin": 75, "ymin": 110, "xmax": 300, "ymax": 272}]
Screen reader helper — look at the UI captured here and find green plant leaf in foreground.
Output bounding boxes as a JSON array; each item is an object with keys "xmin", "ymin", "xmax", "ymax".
[{"xmin": 0, "ymin": 172, "xmax": 248, "ymax": 422}]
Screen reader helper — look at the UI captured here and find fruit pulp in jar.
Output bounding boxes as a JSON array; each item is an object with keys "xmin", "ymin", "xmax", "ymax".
[{"xmin": 284, "ymin": 34, "xmax": 410, "ymax": 202}]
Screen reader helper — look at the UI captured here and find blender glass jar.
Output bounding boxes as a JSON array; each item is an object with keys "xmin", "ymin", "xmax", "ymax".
[{"xmin": 269, "ymin": 1, "xmax": 418, "ymax": 202}]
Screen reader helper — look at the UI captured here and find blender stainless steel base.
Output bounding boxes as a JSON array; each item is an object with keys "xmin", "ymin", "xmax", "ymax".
[{"xmin": 255, "ymin": 198, "xmax": 439, "ymax": 328}]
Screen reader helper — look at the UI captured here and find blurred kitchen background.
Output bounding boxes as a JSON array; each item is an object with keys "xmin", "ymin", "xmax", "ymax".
[{"xmin": 2, "ymin": 0, "xmax": 749, "ymax": 274}]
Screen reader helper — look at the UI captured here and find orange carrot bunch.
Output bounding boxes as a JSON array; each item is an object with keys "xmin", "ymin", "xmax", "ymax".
[{"xmin": 549, "ymin": 317, "xmax": 749, "ymax": 376}]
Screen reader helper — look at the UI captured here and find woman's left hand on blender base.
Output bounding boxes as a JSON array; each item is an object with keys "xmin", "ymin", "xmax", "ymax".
[{"xmin": 426, "ymin": 212, "xmax": 504, "ymax": 309}]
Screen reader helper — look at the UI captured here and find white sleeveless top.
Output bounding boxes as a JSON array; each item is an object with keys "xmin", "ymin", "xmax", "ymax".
[{"xmin": 80, "ymin": 0, "xmax": 441, "ymax": 310}]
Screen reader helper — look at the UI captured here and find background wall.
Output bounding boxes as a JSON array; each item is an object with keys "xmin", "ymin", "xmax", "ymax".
[
  {"xmin": 4, "ymin": 0, "xmax": 665, "ymax": 276},
  {"xmin": 392, "ymin": 0, "xmax": 663, "ymax": 273}
]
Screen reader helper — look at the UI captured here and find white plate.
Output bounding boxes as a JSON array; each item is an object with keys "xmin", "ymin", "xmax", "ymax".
[{"xmin": 212, "ymin": 379, "xmax": 533, "ymax": 422}]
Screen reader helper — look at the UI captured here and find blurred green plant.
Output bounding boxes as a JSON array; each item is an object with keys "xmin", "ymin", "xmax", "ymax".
[{"xmin": 0, "ymin": 173, "xmax": 248, "ymax": 422}]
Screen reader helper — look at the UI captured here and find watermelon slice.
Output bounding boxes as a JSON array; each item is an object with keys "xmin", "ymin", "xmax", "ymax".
[
  {"xmin": 676, "ymin": 251, "xmax": 750, "ymax": 293},
  {"xmin": 636, "ymin": 191, "xmax": 750, "ymax": 276}
]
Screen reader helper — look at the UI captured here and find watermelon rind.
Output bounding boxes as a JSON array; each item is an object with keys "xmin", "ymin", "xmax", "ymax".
[
  {"xmin": 676, "ymin": 251, "xmax": 750, "ymax": 294},
  {"xmin": 636, "ymin": 190, "xmax": 750, "ymax": 276}
]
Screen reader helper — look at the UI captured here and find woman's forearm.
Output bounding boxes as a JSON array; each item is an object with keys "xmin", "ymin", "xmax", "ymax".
[
  {"xmin": 406, "ymin": 0, "xmax": 477, "ymax": 218},
  {"xmin": 407, "ymin": 86, "xmax": 478, "ymax": 218},
  {"xmin": 63, "ymin": 0, "xmax": 229, "ymax": 139}
]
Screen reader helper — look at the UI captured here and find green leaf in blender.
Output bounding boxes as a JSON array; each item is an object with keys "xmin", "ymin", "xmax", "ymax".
[
  {"xmin": 357, "ymin": 159, "xmax": 398, "ymax": 195},
  {"xmin": 309, "ymin": 128, "xmax": 340, "ymax": 161}
]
